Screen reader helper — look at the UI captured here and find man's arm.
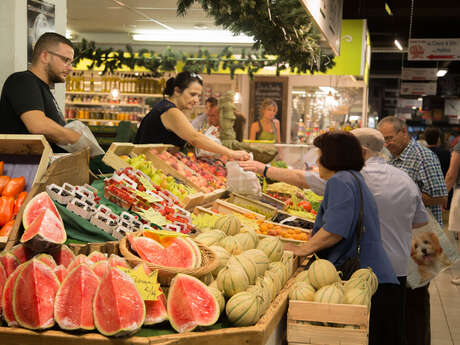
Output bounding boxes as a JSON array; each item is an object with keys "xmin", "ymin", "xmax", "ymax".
[
  {"xmin": 284, "ymin": 228, "xmax": 342, "ymax": 256},
  {"xmin": 445, "ymin": 151, "xmax": 460, "ymax": 192},
  {"xmin": 21, "ymin": 110, "xmax": 80, "ymax": 145},
  {"xmin": 421, "ymin": 193, "xmax": 447, "ymax": 206}
]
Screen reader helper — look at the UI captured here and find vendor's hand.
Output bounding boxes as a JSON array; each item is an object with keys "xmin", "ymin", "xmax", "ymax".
[
  {"xmin": 238, "ymin": 160, "xmax": 265, "ymax": 174},
  {"xmin": 283, "ymin": 242, "xmax": 309, "ymax": 257},
  {"xmin": 231, "ymin": 150, "xmax": 251, "ymax": 161}
]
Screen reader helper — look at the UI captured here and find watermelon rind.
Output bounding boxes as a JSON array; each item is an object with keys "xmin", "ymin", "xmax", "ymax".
[
  {"xmin": 54, "ymin": 263, "xmax": 100, "ymax": 331},
  {"xmin": 12, "ymin": 259, "xmax": 60, "ymax": 330},
  {"xmin": 167, "ymin": 273, "xmax": 219, "ymax": 333},
  {"xmin": 1, "ymin": 263, "xmax": 25, "ymax": 326}
]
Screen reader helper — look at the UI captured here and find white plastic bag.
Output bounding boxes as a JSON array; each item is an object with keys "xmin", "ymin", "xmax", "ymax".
[
  {"xmin": 195, "ymin": 126, "xmax": 222, "ymax": 158},
  {"xmin": 57, "ymin": 120, "xmax": 105, "ymax": 157},
  {"xmin": 226, "ymin": 160, "xmax": 261, "ymax": 198}
]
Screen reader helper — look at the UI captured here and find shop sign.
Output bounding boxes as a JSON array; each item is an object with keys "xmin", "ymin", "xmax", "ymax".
[
  {"xmin": 298, "ymin": 0, "xmax": 343, "ymax": 56},
  {"xmin": 408, "ymin": 38, "xmax": 460, "ymax": 61},
  {"xmin": 400, "ymin": 82, "xmax": 437, "ymax": 96},
  {"xmin": 401, "ymin": 68, "xmax": 437, "ymax": 81}
]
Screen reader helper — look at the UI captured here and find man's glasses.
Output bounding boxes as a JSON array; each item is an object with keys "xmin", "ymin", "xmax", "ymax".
[
  {"xmin": 383, "ymin": 130, "xmax": 401, "ymax": 143},
  {"xmin": 47, "ymin": 51, "xmax": 73, "ymax": 66}
]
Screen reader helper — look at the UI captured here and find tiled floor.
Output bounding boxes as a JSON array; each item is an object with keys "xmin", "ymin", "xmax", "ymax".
[{"xmin": 430, "ymin": 256, "xmax": 460, "ymax": 345}]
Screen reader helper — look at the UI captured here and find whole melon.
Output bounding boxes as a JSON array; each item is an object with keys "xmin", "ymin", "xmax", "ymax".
[
  {"xmin": 228, "ymin": 254, "xmax": 257, "ymax": 284},
  {"xmin": 226, "ymin": 291, "xmax": 261, "ymax": 326},
  {"xmin": 219, "ymin": 236, "xmax": 243, "ymax": 255},
  {"xmin": 281, "ymin": 251, "xmax": 294, "ymax": 277},
  {"xmin": 215, "ymin": 215, "xmax": 241, "ymax": 236},
  {"xmin": 289, "ymin": 282, "xmax": 316, "ymax": 301},
  {"xmin": 234, "ymin": 233, "xmax": 256, "ymax": 251},
  {"xmin": 200, "ymin": 273, "xmax": 214, "ymax": 285},
  {"xmin": 314, "ymin": 283, "xmax": 345, "ymax": 304},
  {"xmin": 242, "ymin": 249, "xmax": 270, "ymax": 277},
  {"xmin": 216, "ymin": 265, "xmax": 249, "ymax": 297},
  {"xmin": 195, "ymin": 231, "xmax": 226, "ymax": 247},
  {"xmin": 269, "ymin": 262, "xmax": 289, "ymax": 285},
  {"xmin": 294, "ymin": 270, "xmax": 311, "ymax": 285},
  {"xmin": 210, "ymin": 246, "xmax": 231, "ymax": 277},
  {"xmin": 255, "ymin": 276, "xmax": 274, "ymax": 306},
  {"xmin": 344, "ymin": 287, "xmax": 370, "ymax": 306},
  {"xmin": 239, "ymin": 228, "xmax": 259, "ymax": 247},
  {"xmin": 256, "ymin": 237, "xmax": 284, "ymax": 262},
  {"xmin": 247, "ymin": 285, "xmax": 267, "ymax": 313},
  {"xmin": 264, "ymin": 270, "xmax": 282, "ymax": 295},
  {"xmin": 208, "ymin": 286, "xmax": 225, "ymax": 314},
  {"xmin": 350, "ymin": 268, "xmax": 378, "ymax": 295},
  {"xmin": 343, "ymin": 277, "xmax": 371, "ymax": 292},
  {"xmin": 308, "ymin": 259, "xmax": 339, "ymax": 289}
]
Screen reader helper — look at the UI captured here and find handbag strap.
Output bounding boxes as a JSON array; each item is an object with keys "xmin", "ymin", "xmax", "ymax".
[{"xmin": 349, "ymin": 171, "xmax": 365, "ymax": 254}]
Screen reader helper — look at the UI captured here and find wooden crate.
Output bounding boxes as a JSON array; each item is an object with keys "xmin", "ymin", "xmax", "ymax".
[
  {"xmin": 227, "ymin": 193, "xmax": 278, "ymax": 219},
  {"xmin": 287, "ymin": 301, "xmax": 369, "ymax": 345}
]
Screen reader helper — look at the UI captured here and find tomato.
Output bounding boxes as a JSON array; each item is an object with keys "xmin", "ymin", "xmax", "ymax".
[
  {"xmin": 0, "ymin": 176, "xmax": 11, "ymax": 195},
  {"xmin": 0, "ymin": 219, "xmax": 14, "ymax": 237},
  {"xmin": 298, "ymin": 201, "xmax": 312, "ymax": 212},
  {"xmin": 0, "ymin": 196, "xmax": 15, "ymax": 227},
  {"xmin": 0, "ymin": 161, "xmax": 3, "ymax": 175},
  {"xmin": 13, "ymin": 191, "xmax": 28, "ymax": 217},
  {"xmin": 2, "ymin": 176, "xmax": 25, "ymax": 199}
]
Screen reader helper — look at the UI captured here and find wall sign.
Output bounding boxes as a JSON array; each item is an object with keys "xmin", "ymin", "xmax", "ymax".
[
  {"xmin": 408, "ymin": 38, "xmax": 460, "ymax": 61},
  {"xmin": 298, "ymin": 0, "xmax": 343, "ymax": 56},
  {"xmin": 27, "ymin": 0, "xmax": 55, "ymax": 64},
  {"xmin": 400, "ymin": 82, "xmax": 437, "ymax": 96},
  {"xmin": 401, "ymin": 68, "xmax": 437, "ymax": 81}
]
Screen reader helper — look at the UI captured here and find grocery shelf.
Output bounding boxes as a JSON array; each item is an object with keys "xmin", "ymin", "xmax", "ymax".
[
  {"xmin": 66, "ymin": 118, "xmax": 139, "ymax": 124},
  {"xmin": 66, "ymin": 102, "xmax": 145, "ymax": 107},
  {"xmin": 66, "ymin": 91, "xmax": 163, "ymax": 97}
]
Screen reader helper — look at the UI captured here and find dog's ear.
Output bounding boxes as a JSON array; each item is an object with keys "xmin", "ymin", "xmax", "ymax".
[{"xmin": 430, "ymin": 232, "xmax": 442, "ymax": 253}]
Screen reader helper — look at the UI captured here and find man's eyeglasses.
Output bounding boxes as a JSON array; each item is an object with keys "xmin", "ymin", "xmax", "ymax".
[
  {"xmin": 47, "ymin": 51, "xmax": 73, "ymax": 66},
  {"xmin": 383, "ymin": 130, "xmax": 401, "ymax": 143}
]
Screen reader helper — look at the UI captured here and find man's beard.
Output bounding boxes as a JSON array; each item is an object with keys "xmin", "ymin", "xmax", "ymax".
[{"xmin": 47, "ymin": 64, "xmax": 65, "ymax": 84}]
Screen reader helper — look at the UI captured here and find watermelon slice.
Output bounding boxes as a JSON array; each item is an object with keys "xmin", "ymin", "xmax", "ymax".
[
  {"xmin": 8, "ymin": 244, "xmax": 32, "ymax": 264},
  {"xmin": 54, "ymin": 265, "xmax": 67, "ymax": 283},
  {"xmin": 128, "ymin": 236, "xmax": 168, "ymax": 266},
  {"xmin": 108, "ymin": 254, "xmax": 130, "ymax": 269},
  {"xmin": 50, "ymin": 244, "xmax": 75, "ymax": 268},
  {"xmin": 22, "ymin": 192, "xmax": 62, "ymax": 229},
  {"xmin": 167, "ymin": 274, "xmax": 219, "ymax": 333},
  {"xmin": 20, "ymin": 209, "xmax": 66, "ymax": 252},
  {"xmin": 88, "ymin": 251, "xmax": 108, "ymax": 263},
  {"xmin": 54, "ymin": 264, "xmax": 100, "ymax": 331},
  {"xmin": 12, "ymin": 259, "xmax": 60, "ymax": 330},
  {"xmin": 1, "ymin": 263, "xmax": 25, "ymax": 326},
  {"xmin": 92, "ymin": 260, "xmax": 110, "ymax": 279},
  {"xmin": 93, "ymin": 267, "xmax": 145, "ymax": 336},
  {"xmin": 67, "ymin": 254, "xmax": 93, "ymax": 273},
  {"xmin": 0, "ymin": 264, "xmax": 6, "ymax": 313},
  {"xmin": 35, "ymin": 254, "xmax": 57, "ymax": 269},
  {"xmin": 140, "ymin": 264, "xmax": 168, "ymax": 325},
  {"xmin": 0, "ymin": 252, "xmax": 20, "ymax": 276},
  {"xmin": 183, "ymin": 238, "xmax": 202, "ymax": 268}
]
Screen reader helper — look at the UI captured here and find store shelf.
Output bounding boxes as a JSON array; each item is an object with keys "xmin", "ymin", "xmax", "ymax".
[
  {"xmin": 66, "ymin": 102, "xmax": 145, "ymax": 107},
  {"xmin": 67, "ymin": 118, "xmax": 138, "ymax": 124},
  {"xmin": 66, "ymin": 91, "xmax": 163, "ymax": 97}
]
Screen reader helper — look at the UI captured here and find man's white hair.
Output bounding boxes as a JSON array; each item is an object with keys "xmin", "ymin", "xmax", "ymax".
[{"xmin": 351, "ymin": 128, "xmax": 385, "ymax": 154}]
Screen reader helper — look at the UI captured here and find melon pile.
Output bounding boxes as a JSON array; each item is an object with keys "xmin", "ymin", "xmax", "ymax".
[
  {"xmin": 289, "ymin": 258, "xmax": 378, "ymax": 309},
  {"xmin": 195, "ymin": 214, "xmax": 295, "ymax": 327}
]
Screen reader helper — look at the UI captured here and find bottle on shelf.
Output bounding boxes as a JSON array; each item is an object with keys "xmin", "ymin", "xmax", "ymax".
[{"xmin": 89, "ymin": 73, "xmax": 95, "ymax": 92}]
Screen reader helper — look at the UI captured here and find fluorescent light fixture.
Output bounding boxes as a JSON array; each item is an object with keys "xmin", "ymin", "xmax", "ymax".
[
  {"xmin": 394, "ymin": 39, "xmax": 403, "ymax": 51},
  {"xmin": 132, "ymin": 30, "xmax": 254, "ymax": 44},
  {"xmin": 417, "ymin": 97, "xmax": 423, "ymax": 101},
  {"xmin": 437, "ymin": 69, "xmax": 448, "ymax": 77},
  {"xmin": 412, "ymin": 106, "xmax": 417, "ymax": 110}
]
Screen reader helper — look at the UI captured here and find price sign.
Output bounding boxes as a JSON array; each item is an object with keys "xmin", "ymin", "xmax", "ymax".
[{"xmin": 119, "ymin": 265, "xmax": 162, "ymax": 301}]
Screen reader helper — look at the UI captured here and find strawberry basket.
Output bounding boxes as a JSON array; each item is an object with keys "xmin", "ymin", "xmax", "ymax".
[{"xmin": 119, "ymin": 230, "xmax": 218, "ymax": 285}]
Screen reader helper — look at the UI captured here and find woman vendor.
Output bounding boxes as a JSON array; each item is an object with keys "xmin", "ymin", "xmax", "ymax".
[
  {"xmin": 134, "ymin": 72, "xmax": 250, "ymax": 161},
  {"xmin": 239, "ymin": 131, "xmax": 399, "ymax": 345},
  {"xmin": 249, "ymin": 98, "xmax": 281, "ymax": 143}
]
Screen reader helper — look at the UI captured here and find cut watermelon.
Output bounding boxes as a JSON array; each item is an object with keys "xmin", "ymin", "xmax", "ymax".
[
  {"xmin": 92, "ymin": 260, "xmax": 109, "ymax": 279},
  {"xmin": 0, "ymin": 263, "xmax": 6, "ymax": 315},
  {"xmin": 93, "ymin": 267, "xmax": 145, "ymax": 336},
  {"xmin": 88, "ymin": 251, "xmax": 108, "ymax": 263},
  {"xmin": 8, "ymin": 244, "xmax": 33, "ymax": 264},
  {"xmin": 167, "ymin": 274, "xmax": 219, "ymax": 333},
  {"xmin": 20, "ymin": 209, "xmax": 66, "ymax": 252},
  {"xmin": 140, "ymin": 264, "xmax": 168, "ymax": 325},
  {"xmin": 22, "ymin": 192, "xmax": 62, "ymax": 229},
  {"xmin": 129, "ymin": 236, "xmax": 168, "ymax": 266},
  {"xmin": 50, "ymin": 244, "xmax": 75, "ymax": 268},
  {"xmin": 0, "ymin": 252, "xmax": 20, "ymax": 276},
  {"xmin": 35, "ymin": 253, "xmax": 57, "ymax": 269},
  {"xmin": 12, "ymin": 259, "xmax": 60, "ymax": 330},
  {"xmin": 1, "ymin": 263, "xmax": 25, "ymax": 326},
  {"xmin": 67, "ymin": 254, "xmax": 93, "ymax": 273},
  {"xmin": 54, "ymin": 265, "xmax": 67, "ymax": 283},
  {"xmin": 54, "ymin": 264, "xmax": 100, "ymax": 331},
  {"xmin": 108, "ymin": 254, "xmax": 130, "ymax": 269}
]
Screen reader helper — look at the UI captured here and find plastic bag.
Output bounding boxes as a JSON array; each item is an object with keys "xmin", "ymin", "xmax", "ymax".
[
  {"xmin": 226, "ymin": 159, "xmax": 261, "ymax": 198},
  {"xmin": 57, "ymin": 120, "xmax": 105, "ymax": 157},
  {"xmin": 195, "ymin": 126, "xmax": 222, "ymax": 158}
]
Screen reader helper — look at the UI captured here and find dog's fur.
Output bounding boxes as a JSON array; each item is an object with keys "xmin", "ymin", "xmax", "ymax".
[{"xmin": 411, "ymin": 231, "xmax": 451, "ymax": 282}]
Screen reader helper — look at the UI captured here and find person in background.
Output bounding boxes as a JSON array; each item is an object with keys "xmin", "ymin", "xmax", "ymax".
[
  {"xmin": 249, "ymin": 98, "xmax": 281, "ymax": 143},
  {"xmin": 241, "ymin": 131, "xmax": 399, "ymax": 345},
  {"xmin": 424, "ymin": 127, "xmax": 451, "ymax": 176},
  {"xmin": 191, "ymin": 97, "xmax": 219, "ymax": 132},
  {"xmin": 377, "ymin": 116, "xmax": 448, "ymax": 345},
  {"xmin": 134, "ymin": 72, "xmax": 250, "ymax": 161},
  {"xmin": 445, "ymin": 140, "xmax": 460, "ymax": 284},
  {"xmin": 0, "ymin": 32, "xmax": 81, "ymax": 152}
]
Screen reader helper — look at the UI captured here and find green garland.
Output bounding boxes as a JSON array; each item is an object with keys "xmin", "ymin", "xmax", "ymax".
[{"xmin": 177, "ymin": 0, "xmax": 336, "ymax": 74}]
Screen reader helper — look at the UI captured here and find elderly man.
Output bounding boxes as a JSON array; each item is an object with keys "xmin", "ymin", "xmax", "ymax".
[
  {"xmin": 192, "ymin": 97, "xmax": 219, "ymax": 132},
  {"xmin": 378, "ymin": 116, "xmax": 447, "ymax": 345},
  {"xmin": 239, "ymin": 128, "xmax": 428, "ymax": 345}
]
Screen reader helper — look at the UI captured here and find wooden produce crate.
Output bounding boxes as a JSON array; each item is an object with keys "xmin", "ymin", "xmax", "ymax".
[
  {"xmin": 0, "ymin": 258, "xmax": 297, "ymax": 345},
  {"xmin": 0, "ymin": 135, "xmax": 53, "ymax": 246},
  {"xmin": 227, "ymin": 193, "xmax": 278, "ymax": 219},
  {"xmin": 287, "ymin": 301, "xmax": 369, "ymax": 345},
  {"xmin": 101, "ymin": 142, "xmax": 205, "ymax": 210}
]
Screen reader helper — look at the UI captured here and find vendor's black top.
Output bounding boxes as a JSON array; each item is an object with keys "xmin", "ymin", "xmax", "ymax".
[
  {"xmin": 0, "ymin": 70, "xmax": 66, "ymax": 152},
  {"xmin": 134, "ymin": 99, "xmax": 187, "ymax": 147}
]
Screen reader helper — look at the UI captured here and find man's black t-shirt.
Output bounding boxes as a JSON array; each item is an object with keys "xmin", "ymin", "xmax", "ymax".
[{"xmin": 0, "ymin": 70, "xmax": 66, "ymax": 152}]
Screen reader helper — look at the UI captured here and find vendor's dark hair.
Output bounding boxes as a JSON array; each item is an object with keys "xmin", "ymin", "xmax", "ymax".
[
  {"xmin": 313, "ymin": 131, "xmax": 364, "ymax": 171},
  {"xmin": 163, "ymin": 72, "xmax": 203, "ymax": 97},
  {"xmin": 424, "ymin": 127, "xmax": 441, "ymax": 145},
  {"xmin": 205, "ymin": 97, "xmax": 218, "ymax": 107},
  {"xmin": 32, "ymin": 32, "xmax": 73, "ymax": 63}
]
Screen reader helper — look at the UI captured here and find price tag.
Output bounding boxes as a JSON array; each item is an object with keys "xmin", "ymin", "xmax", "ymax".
[{"xmin": 119, "ymin": 265, "xmax": 162, "ymax": 301}]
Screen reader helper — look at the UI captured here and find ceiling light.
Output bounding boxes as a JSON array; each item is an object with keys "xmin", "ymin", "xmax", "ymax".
[
  {"xmin": 132, "ymin": 30, "xmax": 255, "ymax": 44},
  {"xmin": 394, "ymin": 39, "xmax": 403, "ymax": 51},
  {"xmin": 417, "ymin": 97, "xmax": 423, "ymax": 101},
  {"xmin": 385, "ymin": 2, "xmax": 393, "ymax": 16},
  {"xmin": 437, "ymin": 69, "xmax": 448, "ymax": 77}
]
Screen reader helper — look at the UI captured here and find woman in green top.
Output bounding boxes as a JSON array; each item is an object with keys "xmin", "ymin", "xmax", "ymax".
[{"xmin": 249, "ymin": 98, "xmax": 281, "ymax": 143}]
